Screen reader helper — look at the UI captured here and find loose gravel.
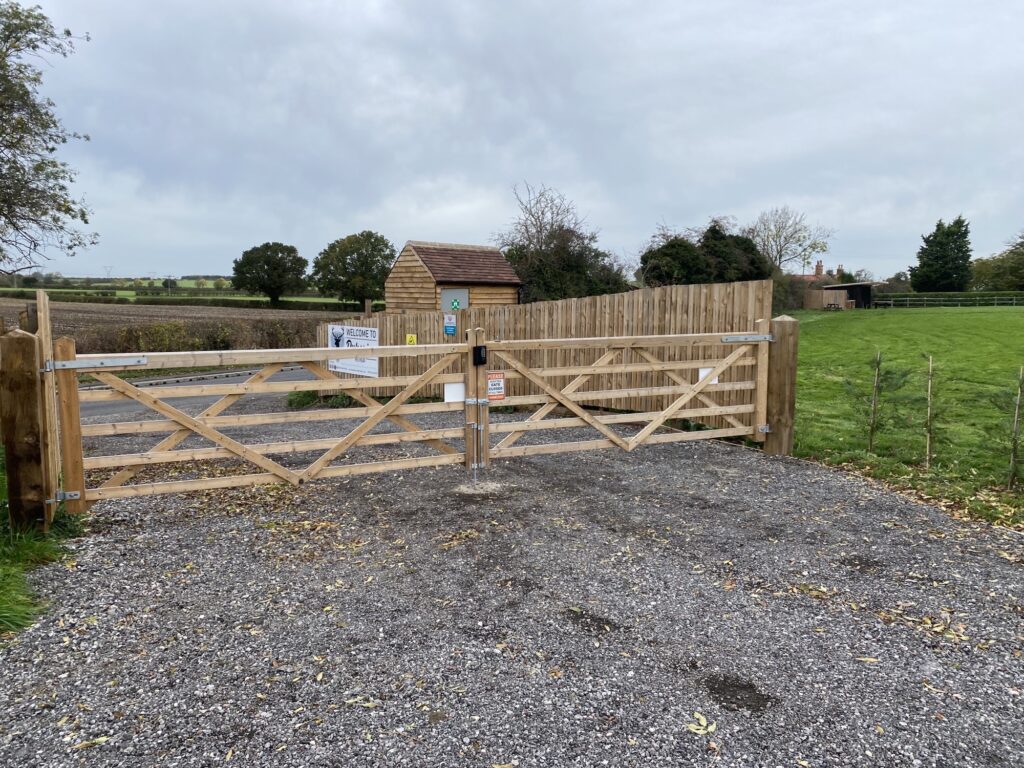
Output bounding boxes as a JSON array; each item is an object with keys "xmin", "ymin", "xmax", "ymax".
[{"xmin": 1, "ymin": 400, "xmax": 1022, "ymax": 767}]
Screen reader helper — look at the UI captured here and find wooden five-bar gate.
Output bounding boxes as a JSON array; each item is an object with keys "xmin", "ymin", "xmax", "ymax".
[{"xmin": 0, "ymin": 291, "xmax": 798, "ymax": 531}]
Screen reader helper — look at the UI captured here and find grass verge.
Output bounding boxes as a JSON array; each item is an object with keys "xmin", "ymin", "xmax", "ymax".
[
  {"xmin": 0, "ymin": 451, "xmax": 83, "ymax": 634},
  {"xmin": 792, "ymin": 307, "xmax": 1024, "ymax": 527}
]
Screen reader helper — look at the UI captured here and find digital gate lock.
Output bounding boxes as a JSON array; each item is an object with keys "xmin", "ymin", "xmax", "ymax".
[{"xmin": 472, "ymin": 345, "xmax": 487, "ymax": 366}]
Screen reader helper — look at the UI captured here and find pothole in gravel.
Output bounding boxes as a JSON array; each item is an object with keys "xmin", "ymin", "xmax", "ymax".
[
  {"xmin": 563, "ymin": 606, "xmax": 622, "ymax": 634},
  {"xmin": 703, "ymin": 674, "xmax": 774, "ymax": 713},
  {"xmin": 838, "ymin": 554, "xmax": 885, "ymax": 573}
]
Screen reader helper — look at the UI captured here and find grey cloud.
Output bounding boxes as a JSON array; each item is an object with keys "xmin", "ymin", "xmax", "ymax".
[{"xmin": 34, "ymin": 0, "xmax": 1024, "ymax": 278}]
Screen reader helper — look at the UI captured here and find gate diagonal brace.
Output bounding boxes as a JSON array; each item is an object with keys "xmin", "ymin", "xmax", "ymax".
[
  {"xmin": 633, "ymin": 348, "xmax": 747, "ymax": 430},
  {"xmin": 494, "ymin": 349, "xmax": 621, "ymax": 451},
  {"xmin": 492, "ymin": 350, "xmax": 630, "ymax": 451},
  {"xmin": 299, "ymin": 362, "xmax": 458, "ymax": 456},
  {"xmin": 301, "ymin": 353, "xmax": 459, "ymax": 481},
  {"xmin": 102, "ymin": 363, "xmax": 286, "ymax": 490},
  {"xmin": 627, "ymin": 345, "xmax": 751, "ymax": 451},
  {"xmin": 93, "ymin": 372, "xmax": 302, "ymax": 485}
]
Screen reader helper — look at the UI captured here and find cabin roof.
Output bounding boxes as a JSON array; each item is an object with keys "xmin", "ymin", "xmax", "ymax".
[{"xmin": 406, "ymin": 241, "xmax": 522, "ymax": 286}]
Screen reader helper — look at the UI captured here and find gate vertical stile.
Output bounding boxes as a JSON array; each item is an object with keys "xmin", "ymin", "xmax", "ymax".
[
  {"xmin": 476, "ymin": 329, "xmax": 491, "ymax": 469},
  {"xmin": 754, "ymin": 317, "xmax": 770, "ymax": 440},
  {"xmin": 53, "ymin": 337, "xmax": 86, "ymax": 514},
  {"xmin": 464, "ymin": 327, "xmax": 479, "ymax": 472}
]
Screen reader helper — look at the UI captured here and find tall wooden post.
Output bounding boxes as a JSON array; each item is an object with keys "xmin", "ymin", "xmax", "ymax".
[
  {"xmin": 475, "ymin": 330, "xmax": 491, "ymax": 468},
  {"xmin": 463, "ymin": 327, "xmax": 479, "ymax": 470},
  {"xmin": 363, "ymin": 298, "xmax": 373, "ymax": 318},
  {"xmin": 765, "ymin": 315, "xmax": 799, "ymax": 456},
  {"xmin": 35, "ymin": 291, "xmax": 59, "ymax": 519},
  {"xmin": 0, "ymin": 330, "xmax": 48, "ymax": 530},
  {"xmin": 54, "ymin": 337, "xmax": 86, "ymax": 514}
]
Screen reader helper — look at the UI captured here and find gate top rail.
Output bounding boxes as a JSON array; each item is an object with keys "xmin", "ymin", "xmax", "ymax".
[
  {"xmin": 59, "ymin": 342, "xmax": 470, "ymax": 373},
  {"xmin": 487, "ymin": 331, "xmax": 771, "ymax": 351}
]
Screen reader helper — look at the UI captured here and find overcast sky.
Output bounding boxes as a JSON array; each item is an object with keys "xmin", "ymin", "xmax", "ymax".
[{"xmin": 34, "ymin": 0, "xmax": 1024, "ymax": 279}]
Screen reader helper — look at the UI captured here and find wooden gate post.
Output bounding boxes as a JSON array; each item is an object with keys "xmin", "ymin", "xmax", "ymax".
[
  {"xmin": 765, "ymin": 315, "xmax": 799, "ymax": 456},
  {"xmin": 475, "ymin": 330, "xmax": 491, "ymax": 468},
  {"xmin": 54, "ymin": 337, "xmax": 86, "ymax": 514},
  {"xmin": 464, "ymin": 328, "xmax": 479, "ymax": 470},
  {"xmin": 0, "ymin": 330, "xmax": 48, "ymax": 530}
]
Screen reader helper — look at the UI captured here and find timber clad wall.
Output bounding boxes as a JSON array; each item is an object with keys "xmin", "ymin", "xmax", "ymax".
[
  {"xmin": 385, "ymin": 241, "xmax": 522, "ymax": 312},
  {"xmin": 462, "ymin": 284, "xmax": 520, "ymax": 309},
  {"xmin": 321, "ymin": 279, "xmax": 773, "ymax": 424},
  {"xmin": 384, "ymin": 246, "xmax": 437, "ymax": 312}
]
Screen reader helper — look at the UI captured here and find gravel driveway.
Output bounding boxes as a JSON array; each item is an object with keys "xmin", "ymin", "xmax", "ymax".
[{"xmin": 1, "ymin": 408, "xmax": 1022, "ymax": 767}]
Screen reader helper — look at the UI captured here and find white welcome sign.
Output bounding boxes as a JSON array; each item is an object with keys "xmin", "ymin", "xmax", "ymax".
[{"xmin": 327, "ymin": 324, "xmax": 379, "ymax": 377}]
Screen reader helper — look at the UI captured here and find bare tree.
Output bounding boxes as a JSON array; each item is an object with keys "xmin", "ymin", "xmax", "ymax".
[
  {"xmin": 743, "ymin": 206, "xmax": 833, "ymax": 273},
  {"xmin": 493, "ymin": 183, "xmax": 588, "ymax": 254}
]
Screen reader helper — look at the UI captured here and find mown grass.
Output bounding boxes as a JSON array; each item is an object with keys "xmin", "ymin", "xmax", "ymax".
[
  {"xmin": 792, "ymin": 307, "xmax": 1024, "ymax": 527},
  {"xmin": 0, "ymin": 450, "xmax": 83, "ymax": 634}
]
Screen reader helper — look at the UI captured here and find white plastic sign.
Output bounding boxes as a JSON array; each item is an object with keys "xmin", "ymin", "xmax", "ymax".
[{"xmin": 327, "ymin": 325, "xmax": 379, "ymax": 377}]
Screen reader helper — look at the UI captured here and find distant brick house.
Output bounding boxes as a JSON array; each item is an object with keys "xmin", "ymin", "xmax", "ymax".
[{"xmin": 384, "ymin": 241, "xmax": 522, "ymax": 313}]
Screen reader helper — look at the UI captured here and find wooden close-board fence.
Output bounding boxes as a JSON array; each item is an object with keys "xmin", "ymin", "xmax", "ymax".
[{"xmin": 318, "ymin": 280, "xmax": 773, "ymax": 420}]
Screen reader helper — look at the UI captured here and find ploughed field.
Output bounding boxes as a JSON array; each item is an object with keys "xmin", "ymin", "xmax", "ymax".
[{"xmin": 0, "ymin": 298, "xmax": 344, "ymax": 336}]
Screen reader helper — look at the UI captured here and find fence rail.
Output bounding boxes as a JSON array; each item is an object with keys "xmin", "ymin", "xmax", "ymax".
[{"xmin": 875, "ymin": 296, "xmax": 1024, "ymax": 308}]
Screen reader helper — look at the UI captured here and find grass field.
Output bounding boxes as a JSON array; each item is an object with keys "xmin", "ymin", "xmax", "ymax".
[{"xmin": 793, "ymin": 307, "xmax": 1024, "ymax": 526}]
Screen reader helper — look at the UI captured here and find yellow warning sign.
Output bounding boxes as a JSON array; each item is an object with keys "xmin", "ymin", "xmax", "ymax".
[{"xmin": 405, "ymin": 334, "xmax": 417, "ymax": 345}]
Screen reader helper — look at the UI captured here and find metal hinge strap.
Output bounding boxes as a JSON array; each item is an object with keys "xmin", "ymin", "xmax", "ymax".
[
  {"xmin": 721, "ymin": 334, "xmax": 773, "ymax": 343},
  {"xmin": 46, "ymin": 490, "xmax": 82, "ymax": 505},
  {"xmin": 48, "ymin": 355, "xmax": 148, "ymax": 371},
  {"xmin": 758, "ymin": 424, "xmax": 771, "ymax": 434}
]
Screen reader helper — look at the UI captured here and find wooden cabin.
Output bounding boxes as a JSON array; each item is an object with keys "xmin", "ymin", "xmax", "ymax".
[{"xmin": 384, "ymin": 241, "xmax": 522, "ymax": 313}]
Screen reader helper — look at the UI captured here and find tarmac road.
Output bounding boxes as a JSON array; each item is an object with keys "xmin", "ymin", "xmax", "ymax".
[{"xmin": 78, "ymin": 366, "xmax": 316, "ymax": 421}]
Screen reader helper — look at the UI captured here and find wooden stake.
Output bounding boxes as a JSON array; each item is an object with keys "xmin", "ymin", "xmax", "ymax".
[
  {"xmin": 868, "ymin": 351, "xmax": 882, "ymax": 453},
  {"xmin": 0, "ymin": 330, "xmax": 48, "ymax": 531},
  {"xmin": 924, "ymin": 355, "xmax": 934, "ymax": 471},
  {"xmin": 1010, "ymin": 366, "xmax": 1023, "ymax": 490}
]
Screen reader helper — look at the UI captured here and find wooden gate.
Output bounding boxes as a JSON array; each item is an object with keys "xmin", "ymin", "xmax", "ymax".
[{"xmin": 1, "ymin": 296, "xmax": 797, "ymax": 528}]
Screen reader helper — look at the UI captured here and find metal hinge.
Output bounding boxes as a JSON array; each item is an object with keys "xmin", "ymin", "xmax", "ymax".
[
  {"xmin": 757, "ymin": 424, "xmax": 771, "ymax": 434},
  {"xmin": 471, "ymin": 462, "xmax": 487, "ymax": 469},
  {"xmin": 721, "ymin": 334, "xmax": 774, "ymax": 343},
  {"xmin": 46, "ymin": 490, "xmax": 81, "ymax": 505},
  {"xmin": 465, "ymin": 398, "xmax": 490, "ymax": 405},
  {"xmin": 43, "ymin": 355, "xmax": 148, "ymax": 372}
]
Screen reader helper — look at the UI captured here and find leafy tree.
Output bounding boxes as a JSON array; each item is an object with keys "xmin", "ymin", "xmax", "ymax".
[
  {"xmin": 1, "ymin": 2, "xmax": 97, "ymax": 273},
  {"xmin": 970, "ymin": 232, "xmax": 1024, "ymax": 291},
  {"xmin": 496, "ymin": 183, "xmax": 629, "ymax": 301},
  {"xmin": 638, "ymin": 219, "xmax": 773, "ymax": 286},
  {"xmin": 743, "ymin": 206, "xmax": 832, "ymax": 272},
  {"xmin": 310, "ymin": 231, "xmax": 395, "ymax": 303},
  {"xmin": 909, "ymin": 216, "xmax": 972, "ymax": 292},
  {"xmin": 231, "ymin": 242, "xmax": 307, "ymax": 305},
  {"xmin": 195, "ymin": 277, "xmax": 208, "ymax": 289},
  {"xmin": 213, "ymin": 277, "xmax": 228, "ymax": 290}
]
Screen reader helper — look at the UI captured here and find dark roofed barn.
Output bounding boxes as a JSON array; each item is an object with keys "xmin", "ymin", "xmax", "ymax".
[
  {"xmin": 820, "ymin": 281, "xmax": 877, "ymax": 309},
  {"xmin": 384, "ymin": 241, "xmax": 522, "ymax": 313}
]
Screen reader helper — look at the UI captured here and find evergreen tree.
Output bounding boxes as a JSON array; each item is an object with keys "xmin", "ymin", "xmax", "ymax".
[{"xmin": 909, "ymin": 216, "xmax": 972, "ymax": 292}]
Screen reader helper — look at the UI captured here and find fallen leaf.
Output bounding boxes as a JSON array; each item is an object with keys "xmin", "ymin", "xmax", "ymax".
[{"xmin": 73, "ymin": 736, "xmax": 110, "ymax": 750}]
